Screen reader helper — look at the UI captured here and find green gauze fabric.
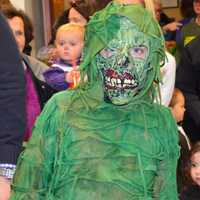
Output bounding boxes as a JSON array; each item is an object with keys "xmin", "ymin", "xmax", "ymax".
[
  {"xmin": 10, "ymin": 2, "xmax": 179, "ymax": 200},
  {"xmin": 79, "ymin": 2, "xmax": 166, "ymax": 103}
]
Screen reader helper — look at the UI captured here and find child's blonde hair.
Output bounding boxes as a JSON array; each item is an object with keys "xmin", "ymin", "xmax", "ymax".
[{"xmin": 55, "ymin": 23, "xmax": 85, "ymax": 41}]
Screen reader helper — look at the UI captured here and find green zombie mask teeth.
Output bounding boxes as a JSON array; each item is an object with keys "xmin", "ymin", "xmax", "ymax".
[
  {"xmin": 103, "ymin": 69, "xmax": 138, "ymax": 90},
  {"xmin": 95, "ymin": 17, "xmax": 151, "ymax": 105}
]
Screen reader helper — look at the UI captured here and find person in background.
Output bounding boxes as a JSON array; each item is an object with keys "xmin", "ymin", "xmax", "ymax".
[
  {"xmin": 176, "ymin": 0, "xmax": 195, "ymax": 46},
  {"xmin": 0, "ymin": 0, "xmax": 14, "ymax": 10},
  {"xmin": 176, "ymin": 0, "xmax": 200, "ymax": 65},
  {"xmin": 153, "ymin": 0, "xmax": 182, "ymax": 42},
  {"xmin": 180, "ymin": 141, "xmax": 200, "ymax": 200},
  {"xmin": 170, "ymin": 88, "xmax": 186, "ymax": 125},
  {"xmin": 175, "ymin": 33, "xmax": 200, "ymax": 143},
  {"xmin": 43, "ymin": 23, "xmax": 85, "ymax": 91},
  {"xmin": 37, "ymin": 0, "xmax": 112, "ymax": 65},
  {"xmin": 2, "ymin": 7, "xmax": 55, "ymax": 141},
  {"xmin": 176, "ymin": 34, "xmax": 200, "ymax": 143},
  {"xmin": 0, "ymin": 12, "xmax": 26, "ymax": 200},
  {"xmin": 169, "ymin": 88, "xmax": 191, "ymax": 194},
  {"xmin": 2, "ymin": 8, "xmax": 50, "ymax": 82},
  {"xmin": 0, "ymin": 1, "xmax": 33, "ymax": 55},
  {"xmin": 68, "ymin": 0, "xmax": 112, "ymax": 24}
]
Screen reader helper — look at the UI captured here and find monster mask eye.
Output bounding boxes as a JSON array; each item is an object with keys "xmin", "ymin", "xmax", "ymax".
[
  {"xmin": 100, "ymin": 48, "xmax": 115, "ymax": 58},
  {"xmin": 129, "ymin": 46, "xmax": 148, "ymax": 60}
]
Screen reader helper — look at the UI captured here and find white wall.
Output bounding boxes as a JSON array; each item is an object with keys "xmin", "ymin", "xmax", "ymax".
[{"xmin": 10, "ymin": 0, "xmax": 25, "ymax": 10}]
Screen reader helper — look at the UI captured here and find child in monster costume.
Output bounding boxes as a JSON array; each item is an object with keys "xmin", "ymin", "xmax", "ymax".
[{"xmin": 9, "ymin": 1, "xmax": 179, "ymax": 199}]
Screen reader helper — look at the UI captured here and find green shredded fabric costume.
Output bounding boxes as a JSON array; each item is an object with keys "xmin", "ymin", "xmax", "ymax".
[{"xmin": 10, "ymin": 2, "xmax": 179, "ymax": 200}]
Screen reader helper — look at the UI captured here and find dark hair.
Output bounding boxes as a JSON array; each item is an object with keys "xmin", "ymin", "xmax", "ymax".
[
  {"xmin": 180, "ymin": 0, "xmax": 195, "ymax": 18},
  {"xmin": 70, "ymin": 0, "xmax": 112, "ymax": 21},
  {"xmin": 189, "ymin": 141, "xmax": 200, "ymax": 160},
  {"xmin": 49, "ymin": 9, "xmax": 70, "ymax": 45},
  {"xmin": 49, "ymin": 0, "xmax": 111, "ymax": 44},
  {"xmin": 2, "ymin": 7, "xmax": 34, "ymax": 54},
  {"xmin": 0, "ymin": 0, "xmax": 14, "ymax": 10}
]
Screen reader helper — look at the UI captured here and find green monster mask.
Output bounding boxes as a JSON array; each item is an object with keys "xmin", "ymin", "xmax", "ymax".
[
  {"xmin": 79, "ymin": 2, "xmax": 165, "ymax": 106},
  {"xmin": 95, "ymin": 16, "xmax": 151, "ymax": 105}
]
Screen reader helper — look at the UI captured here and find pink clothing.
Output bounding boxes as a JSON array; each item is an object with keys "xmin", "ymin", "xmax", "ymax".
[{"xmin": 24, "ymin": 69, "xmax": 41, "ymax": 141}]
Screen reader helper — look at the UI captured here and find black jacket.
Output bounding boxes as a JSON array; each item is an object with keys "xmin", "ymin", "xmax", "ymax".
[
  {"xmin": 176, "ymin": 35, "xmax": 200, "ymax": 143},
  {"xmin": 180, "ymin": 185, "xmax": 200, "ymax": 200},
  {"xmin": 22, "ymin": 56, "xmax": 56, "ymax": 109},
  {"xmin": 0, "ymin": 12, "xmax": 26, "ymax": 164}
]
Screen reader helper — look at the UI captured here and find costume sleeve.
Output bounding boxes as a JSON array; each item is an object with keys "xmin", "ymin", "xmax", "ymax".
[
  {"xmin": 160, "ymin": 52, "xmax": 176, "ymax": 106},
  {"xmin": 24, "ymin": 54, "xmax": 49, "ymax": 82},
  {"xmin": 9, "ymin": 96, "xmax": 60, "ymax": 200},
  {"xmin": 43, "ymin": 67, "xmax": 69, "ymax": 91},
  {"xmin": 153, "ymin": 109, "xmax": 179, "ymax": 200},
  {"xmin": 0, "ymin": 12, "xmax": 26, "ymax": 165},
  {"xmin": 176, "ymin": 43, "xmax": 200, "ymax": 127}
]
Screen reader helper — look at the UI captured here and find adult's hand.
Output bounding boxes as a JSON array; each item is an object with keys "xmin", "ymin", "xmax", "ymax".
[
  {"xmin": 163, "ymin": 22, "xmax": 182, "ymax": 32},
  {"xmin": 0, "ymin": 176, "xmax": 11, "ymax": 200}
]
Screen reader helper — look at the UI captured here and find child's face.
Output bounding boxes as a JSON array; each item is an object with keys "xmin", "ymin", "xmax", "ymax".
[
  {"xmin": 172, "ymin": 94, "xmax": 185, "ymax": 123},
  {"xmin": 190, "ymin": 151, "xmax": 200, "ymax": 186},
  {"xmin": 55, "ymin": 29, "xmax": 83, "ymax": 64}
]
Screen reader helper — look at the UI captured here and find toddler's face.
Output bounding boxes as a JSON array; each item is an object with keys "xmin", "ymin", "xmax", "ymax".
[
  {"xmin": 190, "ymin": 151, "xmax": 200, "ymax": 186},
  {"xmin": 172, "ymin": 94, "xmax": 185, "ymax": 123},
  {"xmin": 55, "ymin": 30, "xmax": 83, "ymax": 65}
]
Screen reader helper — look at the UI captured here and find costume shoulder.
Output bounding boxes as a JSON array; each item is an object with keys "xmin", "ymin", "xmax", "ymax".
[
  {"xmin": 10, "ymin": 90, "xmax": 74, "ymax": 198},
  {"xmin": 154, "ymin": 103, "xmax": 177, "ymax": 125},
  {"xmin": 153, "ymin": 103, "xmax": 179, "ymax": 143}
]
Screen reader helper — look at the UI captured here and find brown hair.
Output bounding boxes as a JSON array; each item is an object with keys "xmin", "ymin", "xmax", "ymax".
[
  {"xmin": 1, "ymin": 7, "xmax": 34, "ymax": 49},
  {"xmin": 0, "ymin": 0, "xmax": 14, "ymax": 10},
  {"xmin": 70, "ymin": 0, "xmax": 112, "ymax": 21},
  {"xmin": 189, "ymin": 141, "xmax": 200, "ymax": 161}
]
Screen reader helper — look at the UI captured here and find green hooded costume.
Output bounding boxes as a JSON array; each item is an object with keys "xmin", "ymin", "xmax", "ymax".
[{"xmin": 10, "ymin": 2, "xmax": 179, "ymax": 200}]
